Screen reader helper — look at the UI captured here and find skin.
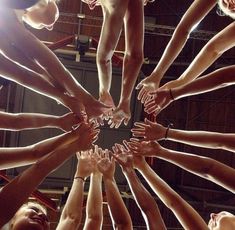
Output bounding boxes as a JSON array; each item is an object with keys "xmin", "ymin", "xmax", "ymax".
[
  {"xmin": 0, "ymin": 111, "xmax": 80, "ymax": 132},
  {"xmin": 112, "ymin": 143, "xmax": 166, "ymax": 230},
  {"xmin": 96, "ymin": 0, "xmax": 144, "ymax": 128},
  {"xmin": 57, "ymin": 151, "xmax": 97, "ymax": 230},
  {"xmin": 10, "ymin": 203, "xmax": 49, "ymax": 230},
  {"xmin": 0, "ymin": 122, "xmax": 99, "ymax": 227},
  {"xmin": 143, "ymin": 65, "xmax": 235, "ymax": 116},
  {"xmin": 83, "ymin": 146, "xmax": 103, "ymax": 230},
  {"xmin": 136, "ymin": 0, "xmax": 217, "ymax": 103},
  {"xmin": 208, "ymin": 211, "xmax": 235, "ymax": 230},
  {"xmin": 97, "ymin": 149, "xmax": 133, "ymax": 229},
  {"xmin": 127, "ymin": 139, "xmax": 235, "ymax": 193},
  {"xmin": 0, "ymin": 1, "xmax": 111, "ymax": 122},
  {"xmin": 131, "ymin": 118, "xmax": 235, "ymax": 153}
]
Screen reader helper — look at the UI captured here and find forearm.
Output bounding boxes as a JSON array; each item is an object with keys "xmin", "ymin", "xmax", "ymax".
[
  {"xmin": 0, "ymin": 112, "xmax": 62, "ymax": 131},
  {"xmin": 84, "ymin": 173, "xmax": 103, "ymax": 230},
  {"xmin": 137, "ymin": 163, "xmax": 208, "ymax": 229},
  {"xmin": 103, "ymin": 177, "xmax": 132, "ymax": 229},
  {"xmin": 158, "ymin": 147, "xmax": 235, "ymax": 193},
  {"xmin": 151, "ymin": 0, "xmax": 216, "ymax": 82},
  {"xmin": 0, "ymin": 131, "xmax": 74, "ymax": 170},
  {"xmin": 165, "ymin": 22, "xmax": 235, "ymax": 89},
  {"xmin": 124, "ymin": 168, "xmax": 166, "ymax": 230},
  {"xmin": 173, "ymin": 65, "xmax": 235, "ymax": 100},
  {"xmin": 167, "ymin": 128, "xmax": 235, "ymax": 152},
  {"xmin": 57, "ymin": 178, "xmax": 85, "ymax": 230},
  {"xmin": 0, "ymin": 143, "xmax": 76, "ymax": 227}
]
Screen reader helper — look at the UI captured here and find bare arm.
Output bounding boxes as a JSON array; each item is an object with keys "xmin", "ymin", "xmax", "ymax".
[
  {"xmin": 163, "ymin": 22, "xmax": 235, "ymax": 89},
  {"xmin": 136, "ymin": 0, "xmax": 217, "ymax": 102},
  {"xmin": 57, "ymin": 151, "xmax": 96, "ymax": 230},
  {"xmin": 0, "ymin": 122, "xmax": 99, "ymax": 227},
  {"xmin": 0, "ymin": 130, "xmax": 76, "ymax": 170},
  {"xmin": 157, "ymin": 145, "xmax": 235, "ymax": 193},
  {"xmin": 97, "ymin": 150, "xmax": 132, "ymax": 229},
  {"xmin": 0, "ymin": 111, "xmax": 80, "ymax": 132},
  {"xmin": 84, "ymin": 147, "xmax": 103, "ymax": 230},
  {"xmin": 132, "ymin": 119, "xmax": 235, "ymax": 152},
  {"xmin": 144, "ymin": 65, "xmax": 235, "ymax": 115},
  {"xmin": 151, "ymin": 0, "xmax": 216, "ymax": 83},
  {"xmin": 136, "ymin": 159, "xmax": 208, "ymax": 230},
  {"xmin": 128, "ymin": 140, "xmax": 235, "ymax": 193},
  {"xmin": 112, "ymin": 144, "xmax": 166, "ymax": 230}
]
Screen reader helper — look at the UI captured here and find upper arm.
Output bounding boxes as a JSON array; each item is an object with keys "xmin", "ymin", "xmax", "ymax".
[{"xmin": 176, "ymin": 0, "xmax": 216, "ymax": 33}]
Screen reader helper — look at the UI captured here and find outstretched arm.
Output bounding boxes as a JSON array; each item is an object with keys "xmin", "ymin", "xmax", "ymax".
[
  {"xmin": 128, "ymin": 140, "xmax": 235, "ymax": 193},
  {"xmin": 83, "ymin": 146, "xmax": 103, "ymax": 230},
  {"xmin": 134, "ymin": 157, "xmax": 208, "ymax": 229},
  {"xmin": 131, "ymin": 119, "xmax": 235, "ymax": 152},
  {"xmin": 0, "ymin": 122, "xmax": 99, "ymax": 227},
  {"xmin": 97, "ymin": 150, "xmax": 132, "ymax": 229},
  {"xmin": 136, "ymin": 0, "xmax": 217, "ymax": 102},
  {"xmin": 162, "ymin": 22, "xmax": 235, "ymax": 90},
  {"xmin": 57, "ymin": 151, "xmax": 96, "ymax": 230},
  {"xmin": 0, "ymin": 129, "xmax": 78, "ymax": 170},
  {"xmin": 112, "ymin": 143, "xmax": 166, "ymax": 230},
  {"xmin": 0, "ymin": 111, "xmax": 80, "ymax": 132},
  {"xmin": 144, "ymin": 65, "xmax": 235, "ymax": 115}
]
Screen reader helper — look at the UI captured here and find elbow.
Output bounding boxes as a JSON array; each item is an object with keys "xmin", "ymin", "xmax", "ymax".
[
  {"xmin": 174, "ymin": 25, "xmax": 191, "ymax": 40},
  {"xmin": 204, "ymin": 43, "xmax": 223, "ymax": 59},
  {"xmin": 201, "ymin": 158, "xmax": 217, "ymax": 179},
  {"xmin": 114, "ymin": 222, "xmax": 133, "ymax": 230}
]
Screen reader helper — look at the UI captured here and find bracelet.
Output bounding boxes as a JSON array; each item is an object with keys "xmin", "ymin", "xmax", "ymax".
[
  {"xmin": 169, "ymin": 89, "xmax": 174, "ymax": 101},
  {"xmin": 74, "ymin": 176, "xmax": 85, "ymax": 182},
  {"xmin": 165, "ymin": 123, "xmax": 173, "ymax": 140}
]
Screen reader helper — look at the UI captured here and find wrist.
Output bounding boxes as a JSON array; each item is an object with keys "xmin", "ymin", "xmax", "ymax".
[
  {"xmin": 74, "ymin": 176, "xmax": 86, "ymax": 182},
  {"xmin": 123, "ymin": 167, "xmax": 134, "ymax": 174}
]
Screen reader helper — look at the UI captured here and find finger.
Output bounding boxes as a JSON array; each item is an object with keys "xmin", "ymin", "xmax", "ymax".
[
  {"xmin": 136, "ymin": 81, "xmax": 143, "ymax": 90},
  {"xmin": 124, "ymin": 117, "xmax": 130, "ymax": 126},
  {"xmin": 144, "ymin": 98, "xmax": 156, "ymax": 107},
  {"xmin": 114, "ymin": 119, "xmax": 122, "ymax": 129},
  {"xmin": 133, "ymin": 122, "xmax": 147, "ymax": 129},
  {"xmin": 123, "ymin": 140, "xmax": 130, "ymax": 151},
  {"xmin": 131, "ymin": 131, "xmax": 146, "ymax": 137},
  {"xmin": 141, "ymin": 91, "xmax": 149, "ymax": 104},
  {"xmin": 145, "ymin": 105, "xmax": 160, "ymax": 114},
  {"xmin": 137, "ymin": 87, "xmax": 146, "ymax": 101},
  {"xmin": 130, "ymin": 138, "xmax": 140, "ymax": 143}
]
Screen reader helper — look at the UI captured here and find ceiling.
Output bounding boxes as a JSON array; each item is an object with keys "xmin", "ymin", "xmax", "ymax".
[{"xmin": 1, "ymin": 0, "xmax": 235, "ymax": 229}]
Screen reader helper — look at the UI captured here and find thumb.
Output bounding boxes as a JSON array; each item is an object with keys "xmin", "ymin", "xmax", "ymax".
[{"xmin": 136, "ymin": 82, "xmax": 143, "ymax": 90}]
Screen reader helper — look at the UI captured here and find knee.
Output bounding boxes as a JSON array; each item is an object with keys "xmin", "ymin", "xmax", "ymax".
[
  {"xmin": 96, "ymin": 51, "xmax": 112, "ymax": 67},
  {"xmin": 126, "ymin": 49, "xmax": 144, "ymax": 66}
]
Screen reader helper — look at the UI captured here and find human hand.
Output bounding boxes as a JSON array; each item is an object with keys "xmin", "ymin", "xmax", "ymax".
[
  {"xmin": 89, "ymin": 145, "xmax": 103, "ymax": 175},
  {"xmin": 136, "ymin": 76, "xmax": 160, "ymax": 104},
  {"xmin": 84, "ymin": 97, "xmax": 112, "ymax": 125},
  {"xmin": 108, "ymin": 104, "xmax": 131, "ymax": 128},
  {"xmin": 75, "ymin": 150, "xmax": 96, "ymax": 179},
  {"xmin": 132, "ymin": 155, "xmax": 148, "ymax": 170},
  {"xmin": 97, "ymin": 149, "xmax": 115, "ymax": 180},
  {"xmin": 131, "ymin": 118, "xmax": 166, "ymax": 141},
  {"xmin": 75, "ymin": 122, "xmax": 100, "ymax": 151},
  {"xmin": 144, "ymin": 88, "xmax": 174, "ymax": 116},
  {"xmin": 127, "ymin": 138, "xmax": 162, "ymax": 157},
  {"xmin": 112, "ymin": 142, "xmax": 134, "ymax": 171},
  {"xmin": 59, "ymin": 112, "xmax": 81, "ymax": 132}
]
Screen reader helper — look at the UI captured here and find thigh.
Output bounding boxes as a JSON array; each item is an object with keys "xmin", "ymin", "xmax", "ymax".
[
  {"xmin": 124, "ymin": 0, "xmax": 144, "ymax": 54},
  {"xmin": 97, "ymin": 0, "xmax": 130, "ymax": 57}
]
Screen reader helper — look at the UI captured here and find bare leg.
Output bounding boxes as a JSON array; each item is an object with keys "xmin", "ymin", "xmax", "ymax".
[
  {"xmin": 97, "ymin": 0, "xmax": 130, "ymax": 108},
  {"xmin": 3, "ymin": 16, "xmax": 110, "ymax": 119},
  {"xmin": 109, "ymin": 0, "xmax": 144, "ymax": 128}
]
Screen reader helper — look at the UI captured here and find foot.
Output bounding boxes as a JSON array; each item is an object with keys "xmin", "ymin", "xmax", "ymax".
[
  {"xmin": 99, "ymin": 91, "xmax": 115, "ymax": 120},
  {"xmin": 108, "ymin": 104, "xmax": 131, "ymax": 128},
  {"xmin": 85, "ymin": 97, "xmax": 112, "ymax": 124}
]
